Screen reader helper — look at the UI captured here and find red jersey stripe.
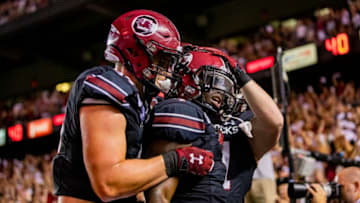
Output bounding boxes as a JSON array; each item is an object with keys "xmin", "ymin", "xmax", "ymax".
[
  {"xmin": 86, "ymin": 75, "xmax": 126, "ymax": 103},
  {"xmin": 153, "ymin": 116, "xmax": 205, "ymax": 130}
]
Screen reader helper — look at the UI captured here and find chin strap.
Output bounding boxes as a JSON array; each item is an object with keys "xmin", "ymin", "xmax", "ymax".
[{"xmin": 222, "ymin": 114, "xmax": 253, "ymax": 138}]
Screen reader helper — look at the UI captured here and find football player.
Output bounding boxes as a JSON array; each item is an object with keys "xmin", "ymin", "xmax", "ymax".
[
  {"xmin": 52, "ymin": 10, "xmax": 214, "ymax": 203},
  {"xmin": 164, "ymin": 44, "xmax": 283, "ymax": 203},
  {"xmin": 211, "ymin": 50, "xmax": 283, "ymax": 203},
  {"xmin": 142, "ymin": 47, "xmax": 238, "ymax": 203}
]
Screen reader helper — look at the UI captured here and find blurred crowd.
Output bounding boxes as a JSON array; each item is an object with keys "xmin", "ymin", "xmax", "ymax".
[
  {"xmin": 272, "ymin": 73, "xmax": 360, "ymax": 202},
  {"xmin": 0, "ymin": 88, "xmax": 68, "ymax": 128},
  {"xmin": 0, "ymin": 151, "xmax": 57, "ymax": 203},
  {"xmin": 215, "ymin": 0, "xmax": 360, "ymax": 66},
  {"xmin": 212, "ymin": 2, "xmax": 360, "ymax": 201},
  {"xmin": 2, "ymin": 1, "xmax": 360, "ymax": 203},
  {"xmin": 0, "ymin": 0, "xmax": 49, "ymax": 25},
  {"xmin": 288, "ymin": 75, "xmax": 360, "ymax": 160}
]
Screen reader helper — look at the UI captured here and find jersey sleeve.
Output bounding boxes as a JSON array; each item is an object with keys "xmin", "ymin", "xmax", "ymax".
[
  {"xmin": 80, "ymin": 68, "xmax": 143, "ymax": 121},
  {"xmin": 144, "ymin": 98, "xmax": 207, "ymax": 144}
]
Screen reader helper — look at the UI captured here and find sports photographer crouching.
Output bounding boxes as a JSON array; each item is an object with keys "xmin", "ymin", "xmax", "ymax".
[{"xmin": 308, "ymin": 167, "xmax": 360, "ymax": 203}]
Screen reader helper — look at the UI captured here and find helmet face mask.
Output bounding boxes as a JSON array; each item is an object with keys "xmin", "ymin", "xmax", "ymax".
[
  {"xmin": 176, "ymin": 47, "xmax": 239, "ymax": 121},
  {"xmin": 202, "ymin": 66, "xmax": 235, "ymax": 95},
  {"xmin": 151, "ymin": 66, "xmax": 181, "ymax": 95},
  {"xmin": 143, "ymin": 50, "xmax": 182, "ymax": 96},
  {"xmin": 200, "ymin": 66, "xmax": 237, "ymax": 116},
  {"xmin": 231, "ymin": 92, "xmax": 248, "ymax": 116}
]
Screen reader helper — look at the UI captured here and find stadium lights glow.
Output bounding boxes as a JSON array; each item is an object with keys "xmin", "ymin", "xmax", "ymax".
[
  {"xmin": 314, "ymin": 8, "xmax": 330, "ymax": 17},
  {"xmin": 27, "ymin": 118, "xmax": 53, "ymax": 139},
  {"xmin": 281, "ymin": 18, "xmax": 297, "ymax": 29},
  {"xmin": 0, "ymin": 129, "xmax": 5, "ymax": 146},
  {"xmin": 8, "ymin": 124, "xmax": 23, "ymax": 142},
  {"xmin": 56, "ymin": 82, "xmax": 72, "ymax": 93},
  {"xmin": 246, "ymin": 56, "xmax": 275, "ymax": 74},
  {"xmin": 1, "ymin": 113, "xmax": 66, "ymax": 147},
  {"xmin": 53, "ymin": 113, "xmax": 65, "ymax": 126}
]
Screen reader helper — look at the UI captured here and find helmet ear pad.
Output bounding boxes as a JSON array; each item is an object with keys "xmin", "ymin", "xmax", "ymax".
[{"xmin": 104, "ymin": 24, "xmax": 153, "ymax": 80}]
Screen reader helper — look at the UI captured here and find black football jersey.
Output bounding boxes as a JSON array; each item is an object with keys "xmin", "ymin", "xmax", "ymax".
[
  {"xmin": 143, "ymin": 98, "xmax": 226, "ymax": 203},
  {"xmin": 53, "ymin": 66, "xmax": 145, "ymax": 202},
  {"xmin": 215, "ymin": 110, "xmax": 257, "ymax": 203}
]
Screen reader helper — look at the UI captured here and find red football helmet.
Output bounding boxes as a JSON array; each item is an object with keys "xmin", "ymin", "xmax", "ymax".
[
  {"xmin": 177, "ymin": 46, "xmax": 238, "ymax": 116},
  {"xmin": 199, "ymin": 47, "xmax": 238, "ymax": 69},
  {"xmin": 198, "ymin": 46, "xmax": 248, "ymax": 114},
  {"xmin": 104, "ymin": 9, "xmax": 182, "ymax": 82}
]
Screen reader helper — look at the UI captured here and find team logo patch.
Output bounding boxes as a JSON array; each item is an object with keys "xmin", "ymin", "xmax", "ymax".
[{"xmin": 132, "ymin": 15, "xmax": 158, "ymax": 36}]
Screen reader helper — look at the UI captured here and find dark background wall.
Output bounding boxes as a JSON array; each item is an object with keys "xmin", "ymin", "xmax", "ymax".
[{"xmin": 0, "ymin": 0, "xmax": 351, "ymax": 98}]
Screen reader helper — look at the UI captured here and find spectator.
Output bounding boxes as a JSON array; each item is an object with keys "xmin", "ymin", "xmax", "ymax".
[
  {"xmin": 309, "ymin": 166, "xmax": 360, "ymax": 203},
  {"xmin": 0, "ymin": 152, "xmax": 57, "ymax": 202}
]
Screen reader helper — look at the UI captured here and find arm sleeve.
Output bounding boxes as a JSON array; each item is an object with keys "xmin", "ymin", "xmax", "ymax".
[{"xmin": 80, "ymin": 70, "xmax": 141, "ymax": 120}]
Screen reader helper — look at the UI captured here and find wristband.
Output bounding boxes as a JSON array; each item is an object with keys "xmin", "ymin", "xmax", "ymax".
[
  {"xmin": 162, "ymin": 150, "xmax": 178, "ymax": 177},
  {"xmin": 236, "ymin": 70, "xmax": 252, "ymax": 88}
]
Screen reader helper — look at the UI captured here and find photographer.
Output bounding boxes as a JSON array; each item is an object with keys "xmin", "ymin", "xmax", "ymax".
[
  {"xmin": 308, "ymin": 167, "xmax": 360, "ymax": 203},
  {"xmin": 307, "ymin": 183, "xmax": 327, "ymax": 203}
]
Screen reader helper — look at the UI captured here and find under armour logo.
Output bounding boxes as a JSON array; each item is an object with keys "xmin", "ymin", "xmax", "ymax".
[{"xmin": 189, "ymin": 153, "xmax": 204, "ymax": 165}]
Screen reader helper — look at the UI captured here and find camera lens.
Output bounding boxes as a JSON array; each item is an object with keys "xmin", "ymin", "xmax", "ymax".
[
  {"xmin": 323, "ymin": 183, "xmax": 342, "ymax": 198},
  {"xmin": 288, "ymin": 182, "xmax": 309, "ymax": 198},
  {"xmin": 322, "ymin": 184, "xmax": 332, "ymax": 197}
]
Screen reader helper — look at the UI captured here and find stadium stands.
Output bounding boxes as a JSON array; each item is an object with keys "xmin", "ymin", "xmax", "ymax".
[{"xmin": 1, "ymin": 0, "xmax": 360, "ymax": 202}]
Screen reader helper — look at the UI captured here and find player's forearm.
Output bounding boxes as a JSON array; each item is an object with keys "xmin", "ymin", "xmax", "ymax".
[
  {"xmin": 91, "ymin": 156, "xmax": 168, "ymax": 202},
  {"xmin": 250, "ymin": 118, "xmax": 282, "ymax": 160},
  {"xmin": 241, "ymin": 80, "xmax": 283, "ymax": 133},
  {"xmin": 242, "ymin": 80, "xmax": 283, "ymax": 160}
]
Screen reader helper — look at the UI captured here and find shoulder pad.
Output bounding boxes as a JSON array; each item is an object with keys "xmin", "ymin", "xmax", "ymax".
[
  {"xmin": 78, "ymin": 66, "xmax": 145, "ymax": 122},
  {"xmin": 82, "ymin": 68, "xmax": 138, "ymax": 107},
  {"xmin": 145, "ymin": 98, "xmax": 207, "ymax": 143}
]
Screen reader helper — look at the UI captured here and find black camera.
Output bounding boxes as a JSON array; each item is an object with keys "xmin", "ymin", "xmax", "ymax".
[{"xmin": 288, "ymin": 181, "xmax": 342, "ymax": 199}]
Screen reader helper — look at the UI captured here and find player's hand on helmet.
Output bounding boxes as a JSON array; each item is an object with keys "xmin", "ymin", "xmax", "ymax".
[{"xmin": 162, "ymin": 146, "xmax": 214, "ymax": 177}]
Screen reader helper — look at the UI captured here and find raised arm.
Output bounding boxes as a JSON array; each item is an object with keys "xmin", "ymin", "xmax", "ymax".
[
  {"xmin": 233, "ymin": 66, "xmax": 284, "ymax": 161},
  {"xmin": 242, "ymin": 80, "xmax": 283, "ymax": 161}
]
